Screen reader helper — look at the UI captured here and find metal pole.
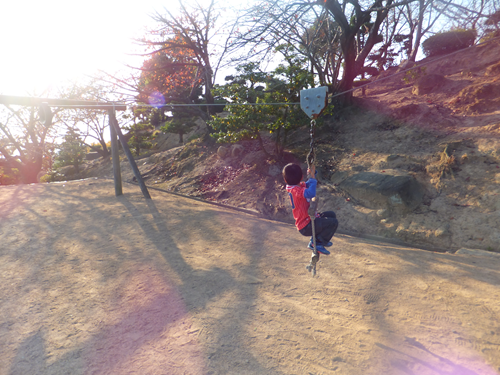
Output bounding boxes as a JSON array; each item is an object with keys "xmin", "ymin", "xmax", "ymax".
[
  {"xmin": 108, "ymin": 109, "xmax": 123, "ymax": 196},
  {"xmin": 108, "ymin": 109, "xmax": 152, "ymax": 200}
]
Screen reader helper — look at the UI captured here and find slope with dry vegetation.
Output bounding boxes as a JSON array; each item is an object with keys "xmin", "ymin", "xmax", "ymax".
[{"xmin": 75, "ymin": 39, "xmax": 500, "ymax": 254}]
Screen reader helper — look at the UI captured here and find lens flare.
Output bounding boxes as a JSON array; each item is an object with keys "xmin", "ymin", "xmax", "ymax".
[{"xmin": 148, "ymin": 91, "xmax": 166, "ymax": 108}]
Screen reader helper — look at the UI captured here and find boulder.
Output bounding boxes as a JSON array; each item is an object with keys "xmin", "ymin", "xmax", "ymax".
[
  {"xmin": 241, "ymin": 150, "xmax": 267, "ymax": 166},
  {"xmin": 231, "ymin": 144, "xmax": 244, "ymax": 157},
  {"xmin": 338, "ymin": 171, "xmax": 424, "ymax": 214},
  {"xmin": 267, "ymin": 164, "xmax": 281, "ymax": 177},
  {"xmin": 217, "ymin": 146, "xmax": 229, "ymax": 159}
]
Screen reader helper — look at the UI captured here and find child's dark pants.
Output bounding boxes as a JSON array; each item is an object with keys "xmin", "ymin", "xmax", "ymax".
[{"xmin": 299, "ymin": 211, "xmax": 338, "ymax": 244}]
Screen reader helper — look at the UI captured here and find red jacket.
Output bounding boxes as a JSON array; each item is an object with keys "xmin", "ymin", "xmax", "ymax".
[{"xmin": 286, "ymin": 178, "xmax": 317, "ymax": 230}]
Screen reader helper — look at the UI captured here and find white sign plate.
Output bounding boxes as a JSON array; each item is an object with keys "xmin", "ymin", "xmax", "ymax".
[{"xmin": 300, "ymin": 86, "xmax": 328, "ymax": 119}]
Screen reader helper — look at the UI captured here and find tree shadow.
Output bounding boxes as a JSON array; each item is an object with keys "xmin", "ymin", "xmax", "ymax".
[
  {"xmin": 8, "ymin": 331, "xmax": 47, "ymax": 375},
  {"xmin": 4, "ymin": 181, "xmax": 286, "ymax": 374},
  {"xmin": 375, "ymin": 341, "xmax": 479, "ymax": 375}
]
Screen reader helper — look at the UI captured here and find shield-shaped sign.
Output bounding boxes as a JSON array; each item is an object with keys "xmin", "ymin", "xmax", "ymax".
[{"xmin": 300, "ymin": 86, "xmax": 328, "ymax": 119}]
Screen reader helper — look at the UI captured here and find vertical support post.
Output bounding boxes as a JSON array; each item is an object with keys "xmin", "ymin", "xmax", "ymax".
[
  {"xmin": 109, "ymin": 108, "xmax": 152, "ymax": 200},
  {"xmin": 108, "ymin": 109, "xmax": 123, "ymax": 196}
]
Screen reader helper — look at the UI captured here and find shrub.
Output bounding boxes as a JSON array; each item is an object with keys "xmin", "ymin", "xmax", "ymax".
[
  {"xmin": 422, "ymin": 29, "xmax": 476, "ymax": 57},
  {"xmin": 0, "ymin": 167, "xmax": 19, "ymax": 185},
  {"xmin": 402, "ymin": 66, "xmax": 427, "ymax": 84},
  {"xmin": 40, "ymin": 173, "xmax": 54, "ymax": 183}
]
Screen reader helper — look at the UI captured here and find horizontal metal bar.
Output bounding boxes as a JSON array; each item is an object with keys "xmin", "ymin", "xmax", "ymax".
[{"xmin": 0, "ymin": 94, "xmax": 127, "ymax": 111}]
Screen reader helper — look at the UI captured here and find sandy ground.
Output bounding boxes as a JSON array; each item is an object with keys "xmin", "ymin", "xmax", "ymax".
[{"xmin": 1, "ymin": 179, "xmax": 500, "ymax": 375}]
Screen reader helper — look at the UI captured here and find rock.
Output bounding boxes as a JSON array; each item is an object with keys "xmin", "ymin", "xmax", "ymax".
[
  {"xmin": 337, "ymin": 171, "xmax": 425, "ymax": 214},
  {"xmin": 268, "ymin": 164, "xmax": 281, "ymax": 177},
  {"xmin": 85, "ymin": 152, "xmax": 101, "ymax": 161},
  {"xmin": 216, "ymin": 190, "xmax": 230, "ymax": 199},
  {"xmin": 231, "ymin": 144, "xmax": 244, "ymax": 157},
  {"xmin": 194, "ymin": 117, "xmax": 207, "ymax": 128},
  {"xmin": 434, "ymin": 225, "xmax": 450, "ymax": 237},
  {"xmin": 412, "ymin": 74, "xmax": 446, "ymax": 95},
  {"xmin": 217, "ymin": 146, "xmax": 229, "ymax": 159},
  {"xmin": 377, "ymin": 209, "xmax": 390, "ymax": 219},
  {"xmin": 241, "ymin": 150, "xmax": 267, "ymax": 166}
]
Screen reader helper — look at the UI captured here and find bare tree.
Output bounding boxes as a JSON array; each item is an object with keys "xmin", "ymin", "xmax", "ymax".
[
  {"xmin": 434, "ymin": 0, "xmax": 498, "ymax": 38},
  {"xmin": 396, "ymin": 0, "xmax": 452, "ymax": 62},
  {"xmin": 54, "ymin": 79, "xmax": 128, "ymax": 158},
  {"xmin": 0, "ymin": 105, "xmax": 56, "ymax": 183},
  {"xmin": 233, "ymin": 2, "xmax": 343, "ymax": 87},
  {"xmin": 136, "ymin": 0, "xmax": 237, "ymax": 114},
  {"xmin": 235, "ymin": 0, "xmax": 418, "ymax": 104}
]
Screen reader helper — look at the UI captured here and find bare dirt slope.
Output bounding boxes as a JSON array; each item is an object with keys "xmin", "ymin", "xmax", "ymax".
[
  {"xmin": 75, "ymin": 38, "xmax": 500, "ymax": 254},
  {"xmin": 1, "ymin": 179, "xmax": 500, "ymax": 375}
]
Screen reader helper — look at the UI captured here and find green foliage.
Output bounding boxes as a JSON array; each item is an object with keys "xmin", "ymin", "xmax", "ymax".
[
  {"xmin": 402, "ymin": 66, "xmax": 427, "ymax": 84},
  {"xmin": 54, "ymin": 128, "xmax": 87, "ymax": 173},
  {"xmin": 161, "ymin": 118, "xmax": 196, "ymax": 144},
  {"xmin": 39, "ymin": 173, "xmax": 55, "ymax": 183},
  {"xmin": 422, "ymin": 29, "xmax": 477, "ymax": 57},
  {"xmin": 208, "ymin": 50, "xmax": 315, "ymax": 157},
  {"xmin": 160, "ymin": 104, "xmax": 199, "ymax": 144},
  {"xmin": 123, "ymin": 122, "xmax": 155, "ymax": 156},
  {"xmin": 0, "ymin": 167, "xmax": 19, "ymax": 185}
]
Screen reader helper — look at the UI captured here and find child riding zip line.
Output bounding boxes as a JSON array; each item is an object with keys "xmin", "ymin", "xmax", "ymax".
[{"xmin": 283, "ymin": 163, "xmax": 338, "ymax": 255}]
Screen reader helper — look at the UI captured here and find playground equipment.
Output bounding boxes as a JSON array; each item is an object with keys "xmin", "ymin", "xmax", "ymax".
[
  {"xmin": 0, "ymin": 94, "xmax": 150, "ymax": 199},
  {"xmin": 299, "ymin": 86, "xmax": 328, "ymax": 277}
]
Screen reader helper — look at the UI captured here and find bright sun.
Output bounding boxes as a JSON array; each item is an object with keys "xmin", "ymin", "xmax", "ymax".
[{"xmin": 1, "ymin": 0, "xmax": 159, "ymax": 96}]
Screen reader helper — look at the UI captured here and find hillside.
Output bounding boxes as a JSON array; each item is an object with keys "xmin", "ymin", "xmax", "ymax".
[{"xmin": 75, "ymin": 38, "xmax": 500, "ymax": 254}]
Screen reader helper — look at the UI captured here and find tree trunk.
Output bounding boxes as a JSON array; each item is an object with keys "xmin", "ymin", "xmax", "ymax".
[
  {"xmin": 409, "ymin": 0, "xmax": 425, "ymax": 62},
  {"xmin": 19, "ymin": 161, "xmax": 42, "ymax": 184}
]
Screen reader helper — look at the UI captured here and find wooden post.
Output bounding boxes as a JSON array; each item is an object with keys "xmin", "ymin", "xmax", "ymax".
[
  {"xmin": 108, "ymin": 109, "xmax": 152, "ymax": 200},
  {"xmin": 108, "ymin": 109, "xmax": 123, "ymax": 196}
]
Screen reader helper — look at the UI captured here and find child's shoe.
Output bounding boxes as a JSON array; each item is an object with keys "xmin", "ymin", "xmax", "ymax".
[
  {"xmin": 307, "ymin": 241, "xmax": 330, "ymax": 255},
  {"xmin": 309, "ymin": 238, "xmax": 333, "ymax": 247}
]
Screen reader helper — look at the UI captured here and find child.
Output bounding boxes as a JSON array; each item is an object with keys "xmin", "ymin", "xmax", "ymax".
[{"xmin": 283, "ymin": 163, "xmax": 338, "ymax": 255}]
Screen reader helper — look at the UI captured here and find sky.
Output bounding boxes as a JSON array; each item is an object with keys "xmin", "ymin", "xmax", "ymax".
[{"xmin": 0, "ymin": 0, "xmax": 181, "ymax": 97}]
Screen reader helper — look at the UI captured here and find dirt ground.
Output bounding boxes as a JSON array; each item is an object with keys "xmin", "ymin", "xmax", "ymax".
[
  {"xmin": 1, "ymin": 179, "xmax": 500, "ymax": 375},
  {"xmin": 70, "ymin": 39, "xmax": 500, "ymax": 256}
]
